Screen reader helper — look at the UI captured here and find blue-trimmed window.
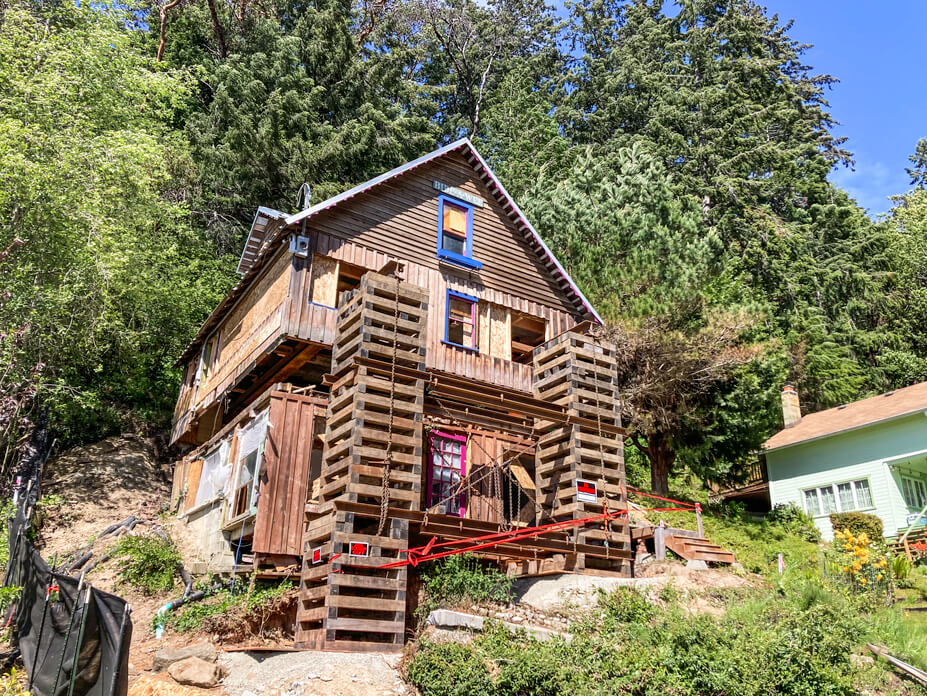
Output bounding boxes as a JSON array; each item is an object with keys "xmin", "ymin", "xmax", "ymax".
[
  {"xmin": 443, "ymin": 290, "xmax": 478, "ymax": 351},
  {"xmin": 437, "ymin": 195, "xmax": 482, "ymax": 270}
]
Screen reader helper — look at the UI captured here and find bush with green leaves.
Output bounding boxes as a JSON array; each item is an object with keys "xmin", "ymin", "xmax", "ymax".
[
  {"xmin": 768, "ymin": 502, "xmax": 821, "ymax": 542},
  {"xmin": 406, "ymin": 583, "xmax": 874, "ymax": 696},
  {"xmin": 113, "ymin": 534, "xmax": 181, "ymax": 595},
  {"xmin": 417, "ymin": 554, "xmax": 513, "ymax": 619},
  {"xmin": 830, "ymin": 512, "xmax": 884, "ymax": 541},
  {"xmin": 598, "ymin": 587, "xmax": 655, "ymax": 625}
]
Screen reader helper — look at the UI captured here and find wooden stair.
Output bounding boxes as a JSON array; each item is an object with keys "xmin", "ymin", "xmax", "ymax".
[{"xmin": 664, "ymin": 531, "xmax": 735, "ymax": 565}]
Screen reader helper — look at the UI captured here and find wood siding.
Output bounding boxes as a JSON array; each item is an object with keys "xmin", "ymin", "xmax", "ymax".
[
  {"xmin": 287, "ymin": 231, "xmax": 579, "ymax": 392},
  {"xmin": 303, "ymin": 151, "xmax": 578, "ymax": 315},
  {"xmin": 254, "ymin": 391, "xmax": 320, "ymax": 556},
  {"xmin": 195, "ymin": 248, "xmax": 293, "ymax": 414}
]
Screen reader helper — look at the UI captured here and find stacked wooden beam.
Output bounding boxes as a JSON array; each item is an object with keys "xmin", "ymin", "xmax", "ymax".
[
  {"xmin": 296, "ymin": 272, "xmax": 428, "ymax": 652},
  {"xmin": 531, "ymin": 330, "xmax": 631, "ymax": 574}
]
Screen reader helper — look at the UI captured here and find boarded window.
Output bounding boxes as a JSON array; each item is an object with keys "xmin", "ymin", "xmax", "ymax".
[
  {"xmin": 442, "ymin": 203, "xmax": 468, "ymax": 254},
  {"xmin": 309, "ymin": 254, "xmax": 339, "ymax": 307},
  {"xmin": 446, "ymin": 292, "xmax": 477, "ymax": 349},
  {"xmin": 478, "ymin": 302, "xmax": 511, "ymax": 360}
]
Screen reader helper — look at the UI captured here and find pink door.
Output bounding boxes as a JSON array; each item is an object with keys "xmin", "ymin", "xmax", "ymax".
[{"xmin": 427, "ymin": 431, "xmax": 467, "ymax": 517}]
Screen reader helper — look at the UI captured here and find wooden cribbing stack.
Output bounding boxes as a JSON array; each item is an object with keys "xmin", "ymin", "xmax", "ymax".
[
  {"xmin": 295, "ymin": 272, "xmax": 428, "ymax": 651},
  {"xmin": 531, "ymin": 330, "xmax": 631, "ymax": 574}
]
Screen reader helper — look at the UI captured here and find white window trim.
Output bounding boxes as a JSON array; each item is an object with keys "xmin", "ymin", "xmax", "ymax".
[
  {"xmin": 901, "ymin": 474, "xmax": 927, "ymax": 510},
  {"xmin": 801, "ymin": 478, "xmax": 874, "ymax": 518}
]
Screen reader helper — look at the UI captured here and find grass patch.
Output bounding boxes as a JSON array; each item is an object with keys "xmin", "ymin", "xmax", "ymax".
[
  {"xmin": 113, "ymin": 534, "xmax": 181, "ymax": 595},
  {"xmin": 646, "ymin": 501, "xmax": 821, "ymax": 576}
]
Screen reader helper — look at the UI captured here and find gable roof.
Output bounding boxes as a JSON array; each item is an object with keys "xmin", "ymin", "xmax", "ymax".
[
  {"xmin": 763, "ymin": 380, "xmax": 927, "ymax": 453},
  {"xmin": 242, "ymin": 138, "xmax": 602, "ymax": 323},
  {"xmin": 177, "ymin": 139, "xmax": 601, "ymax": 366}
]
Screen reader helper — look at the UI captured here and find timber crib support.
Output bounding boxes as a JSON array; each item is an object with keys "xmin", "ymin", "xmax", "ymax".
[
  {"xmin": 296, "ymin": 272, "xmax": 428, "ymax": 652},
  {"xmin": 531, "ymin": 330, "xmax": 631, "ymax": 575}
]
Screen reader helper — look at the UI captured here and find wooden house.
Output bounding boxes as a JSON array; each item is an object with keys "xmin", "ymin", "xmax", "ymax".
[{"xmin": 169, "ymin": 139, "xmax": 632, "ymax": 651}]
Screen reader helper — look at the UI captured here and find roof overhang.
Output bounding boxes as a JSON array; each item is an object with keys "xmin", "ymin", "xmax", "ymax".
[
  {"xmin": 762, "ymin": 408, "xmax": 927, "ymax": 455},
  {"xmin": 237, "ymin": 207, "xmax": 288, "ymax": 275}
]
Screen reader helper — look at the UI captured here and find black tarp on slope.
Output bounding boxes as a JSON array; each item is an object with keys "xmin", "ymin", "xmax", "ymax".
[{"xmin": 6, "ymin": 507, "xmax": 132, "ymax": 696}]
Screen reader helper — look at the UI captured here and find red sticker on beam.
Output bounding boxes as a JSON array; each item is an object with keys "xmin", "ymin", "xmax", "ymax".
[
  {"xmin": 576, "ymin": 479, "xmax": 598, "ymax": 503},
  {"xmin": 311, "ymin": 547, "xmax": 323, "ymax": 564},
  {"xmin": 349, "ymin": 541, "xmax": 370, "ymax": 558}
]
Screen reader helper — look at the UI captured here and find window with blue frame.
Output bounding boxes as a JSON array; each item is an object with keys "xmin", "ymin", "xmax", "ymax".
[
  {"xmin": 437, "ymin": 195, "xmax": 482, "ymax": 270},
  {"xmin": 444, "ymin": 290, "xmax": 478, "ymax": 350}
]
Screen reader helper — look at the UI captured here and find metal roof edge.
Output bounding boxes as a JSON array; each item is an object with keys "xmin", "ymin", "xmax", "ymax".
[
  {"xmin": 236, "ymin": 206, "xmax": 288, "ymax": 275},
  {"xmin": 284, "ymin": 139, "xmax": 472, "ymax": 227}
]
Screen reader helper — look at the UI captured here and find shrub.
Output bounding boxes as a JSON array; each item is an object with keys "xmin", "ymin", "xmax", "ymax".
[
  {"xmin": 417, "ymin": 554, "xmax": 512, "ymax": 618},
  {"xmin": 598, "ymin": 587, "xmax": 655, "ymax": 624},
  {"xmin": 405, "ymin": 640, "xmax": 495, "ymax": 696},
  {"xmin": 405, "ymin": 586, "xmax": 865, "ymax": 696},
  {"xmin": 828, "ymin": 528, "xmax": 892, "ymax": 604},
  {"xmin": 830, "ymin": 511, "xmax": 883, "ymax": 540},
  {"xmin": 113, "ymin": 534, "xmax": 181, "ymax": 595},
  {"xmin": 768, "ymin": 502, "xmax": 821, "ymax": 542}
]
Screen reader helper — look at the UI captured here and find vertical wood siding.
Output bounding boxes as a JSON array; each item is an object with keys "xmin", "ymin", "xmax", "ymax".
[
  {"xmin": 289, "ymin": 231, "xmax": 579, "ymax": 392},
  {"xmin": 254, "ymin": 392, "xmax": 319, "ymax": 556}
]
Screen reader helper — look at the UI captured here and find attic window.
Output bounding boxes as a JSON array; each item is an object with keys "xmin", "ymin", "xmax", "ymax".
[{"xmin": 437, "ymin": 195, "xmax": 482, "ymax": 270}]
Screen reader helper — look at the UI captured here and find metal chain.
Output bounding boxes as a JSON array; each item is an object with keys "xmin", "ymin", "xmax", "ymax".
[{"xmin": 377, "ymin": 283, "xmax": 401, "ymax": 535}]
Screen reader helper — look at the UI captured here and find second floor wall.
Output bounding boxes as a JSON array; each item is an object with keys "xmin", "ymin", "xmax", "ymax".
[{"xmin": 173, "ymin": 143, "xmax": 592, "ymax": 446}]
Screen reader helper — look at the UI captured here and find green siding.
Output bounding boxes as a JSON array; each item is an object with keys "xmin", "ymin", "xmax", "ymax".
[{"xmin": 766, "ymin": 413, "xmax": 927, "ymax": 540}]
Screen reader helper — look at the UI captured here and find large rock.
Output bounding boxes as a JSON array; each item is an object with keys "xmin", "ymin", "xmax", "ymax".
[
  {"xmin": 167, "ymin": 657, "xmax": 222, "ymax": 689},
  {"xmin": 153, "ymin": 642, "xmax": 218, "ymax": 673}
]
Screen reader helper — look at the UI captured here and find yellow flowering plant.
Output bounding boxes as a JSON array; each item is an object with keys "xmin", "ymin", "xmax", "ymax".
[{"xmin": 829, "ymin": 528, "xmax": 893, "ymax": 603}]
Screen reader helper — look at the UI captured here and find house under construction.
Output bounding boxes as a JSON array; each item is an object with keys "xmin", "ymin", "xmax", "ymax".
[{"xmin": 169, "ymin": 139, "xmax": 634, "ymax": 652}]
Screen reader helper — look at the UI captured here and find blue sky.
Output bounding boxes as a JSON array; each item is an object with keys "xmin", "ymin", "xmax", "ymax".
[{"xmin": 766, "ymin": 0, "xmax": 927, "ymax": 216}]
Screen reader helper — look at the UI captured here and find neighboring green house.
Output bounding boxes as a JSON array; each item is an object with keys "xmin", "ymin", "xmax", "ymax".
[{"xmin": 763, "ymin": 383, "xmax": 927, "ymax": 541}]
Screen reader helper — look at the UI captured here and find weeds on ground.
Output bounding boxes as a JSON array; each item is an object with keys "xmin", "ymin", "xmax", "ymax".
[
  {"xmin": 159, "ymin": 580, "xmax": 294, "ymax": 639},
  {"xmin": 113, "ymin": 534, "xmax": 181, "ymax": 595},
  {"xmin": 406, "ymin": 576, "xmax": 919, "ymax": 696},
  {"xmin": 415, "ymin": 553, "xmax": 512, "ymax": 620},
  {"xmin": 0, "ymin": 668, "xmax": 28, "ymax": 696}
]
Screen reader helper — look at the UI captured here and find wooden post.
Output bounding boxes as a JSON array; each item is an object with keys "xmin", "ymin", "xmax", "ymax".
[
  {"xmin": 695, "ymin": 502, "xmax": 704, "ymax": 538},
  {"xmin": 654, "ymin": 524, "xmax": 666, "ymax": 561}
]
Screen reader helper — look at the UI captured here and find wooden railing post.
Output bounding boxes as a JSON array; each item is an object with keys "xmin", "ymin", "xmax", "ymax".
[{"xmin": 695, "ymin": 503, "xmax": 704, "ymax": 538}]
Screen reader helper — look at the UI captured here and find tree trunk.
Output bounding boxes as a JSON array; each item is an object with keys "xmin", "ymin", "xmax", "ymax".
[{"xmin": 647, "ymin": 431, "xmax": 675, "ymax": 497}]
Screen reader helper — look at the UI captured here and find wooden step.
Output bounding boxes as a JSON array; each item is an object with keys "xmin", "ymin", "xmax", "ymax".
[{"xmin": 664, "ymin": 534, "xmax": 735, "ymax": 565}]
